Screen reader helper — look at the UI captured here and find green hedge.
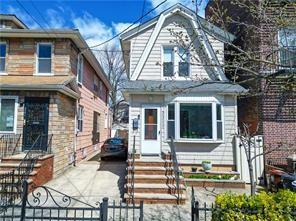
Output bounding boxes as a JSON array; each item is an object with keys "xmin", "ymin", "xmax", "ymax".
[{"xmin": 212, "ymin": 190, "xmax": 296, "ymax": 221}]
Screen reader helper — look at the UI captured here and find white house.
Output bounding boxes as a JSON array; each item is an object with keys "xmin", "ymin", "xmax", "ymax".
[{"xmin": 120, "ymin": 4, "xmax": 247, "ymax": 203}]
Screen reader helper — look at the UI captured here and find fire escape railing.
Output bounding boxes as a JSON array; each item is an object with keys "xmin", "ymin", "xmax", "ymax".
[{"xmin": 169, "ymin": 137, "xmax": 181, "ymax": 204}]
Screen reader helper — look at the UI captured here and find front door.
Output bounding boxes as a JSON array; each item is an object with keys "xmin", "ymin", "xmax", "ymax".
[
  {"xmin": 141, "ymin": 107, "xmax": 160, "ymax": 155},
  {"xmin": 23, "ymin": 97, "xmax": 49, "ymax": 151}
]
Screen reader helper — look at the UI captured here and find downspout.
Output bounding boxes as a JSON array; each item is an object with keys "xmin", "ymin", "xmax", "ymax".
[
  {"xmin": 234, "ymin": 94, "xmax": 241, "ymax": 175},
  {"xmin": 73, "ymin": 99, "xmax": 78, "ymax": 167}
]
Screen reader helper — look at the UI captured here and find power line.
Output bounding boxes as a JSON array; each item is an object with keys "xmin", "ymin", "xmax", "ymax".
[{"xmin": 86, "ymin": 0, "xmax": 167, "ymax": 49}]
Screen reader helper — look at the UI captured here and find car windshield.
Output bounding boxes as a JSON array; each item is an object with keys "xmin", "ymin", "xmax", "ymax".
[{"xmin": 106, "ymin": 139, "xmax": 123, "ymax": 145}]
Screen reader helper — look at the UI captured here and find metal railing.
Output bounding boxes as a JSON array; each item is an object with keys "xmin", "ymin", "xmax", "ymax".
[
  {"xmin": 169, "ymin": 137, "xmax": 181, "ymax": 204},
  {"xmin": 130, "ymin": 135, "xmax": 136, "ymax": 204},
  {"xmin": 0, "ymin": 134, "xmax": 21, "ymax": 160},
  {"xmin": 191, "ymin": 187, "xmax": 213, "ymax": 221}
]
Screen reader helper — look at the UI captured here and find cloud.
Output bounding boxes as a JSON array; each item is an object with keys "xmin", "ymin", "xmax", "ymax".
[
  {"xmin": 112, "ymin": 22, "xmax": 135, "ymax": 34},
  {"xmin": 46, "ymin": 9, "xmax": 66, "ymax": 29},
  {"xmin": 6, "ymin": 5, "xmax": 40, "ymax": 29}
]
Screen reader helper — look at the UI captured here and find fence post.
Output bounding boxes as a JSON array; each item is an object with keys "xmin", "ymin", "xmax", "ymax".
[
  {"xmin": 139, "ymin": 201, "xmax": 144, "ymax": 221},
  {"xmin": 195, "ymin": 201, "xmax": 199, "ymax": 221},
  {"xmin": 100, "ymin": 197, "xmax": 108, "ymax": 221},
  {"xmin": 20, "ymin": 180, "xmax": 28, "ymax": 221}
]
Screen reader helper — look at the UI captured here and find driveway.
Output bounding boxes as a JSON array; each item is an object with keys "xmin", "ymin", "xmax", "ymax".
[{"xmin": 46, "ymin": 154, "xmax": 126, "ymax": 205}]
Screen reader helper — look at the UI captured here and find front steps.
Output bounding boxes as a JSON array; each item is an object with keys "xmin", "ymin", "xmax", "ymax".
[
  {"xmin": 125, "ymin": 157, "xmax": 187, "ymax": 204},
  {"xmin": 0, "ymin": 153, "xmax": 54, "ymax": 186}
]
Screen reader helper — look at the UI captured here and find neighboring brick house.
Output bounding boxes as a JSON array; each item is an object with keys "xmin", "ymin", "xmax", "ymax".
[
  {"xmin": 206, "ymin": 0, "xmax": 296, "ymax": 165},
  {"xmin": 0, "ymin": 14, "xmax": 111, "ymax": 176}
]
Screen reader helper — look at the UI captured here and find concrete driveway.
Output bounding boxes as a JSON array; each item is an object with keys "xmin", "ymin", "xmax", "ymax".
[{"xmin": 46, "ymin": 154, "xmax": 126, "ymax": 205}]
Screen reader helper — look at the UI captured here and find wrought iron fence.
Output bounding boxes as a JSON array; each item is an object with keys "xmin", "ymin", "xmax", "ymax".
[
  {"xmin": 0, "ymin": 134, "xmax": 22, "ymax": 160},
  {"xmin": 0, "ymin": 180, "xmax": 144, "ymax": 221},
  {"xmin": 191, "ymin": 187, "xmax": 213, "ymax": 221}
]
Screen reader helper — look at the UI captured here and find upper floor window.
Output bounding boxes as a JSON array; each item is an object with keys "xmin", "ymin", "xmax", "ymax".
[
  {"xmin": 162, "ymin": 46, "xmax": 190, "ymax": 78},
  {"xmin": 0, "ymin": 43, "xmax": 7, "ymax": 73},
  {"xmin": 77, "ymin": 55, "xmax": 84, "ymax": 84},
  {"xmin": 94, "ymin": 75, "xmax": 99, "ymax": 95},
  {"xmin": 163, "ymin": 47, "xmax": 174, "ymax": 77},
  {"xmin": 278, "ymin": 28, "xmax": 296, "ymax": 68},
  {"xmin": 37, "ymin": 43, "xmax": 52, "ymax": 74}
]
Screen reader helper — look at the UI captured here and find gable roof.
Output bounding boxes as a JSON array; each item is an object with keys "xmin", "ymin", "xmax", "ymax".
[{"xmin": 120, "ymin": 3, "xmax": 234, "ymax": 82}]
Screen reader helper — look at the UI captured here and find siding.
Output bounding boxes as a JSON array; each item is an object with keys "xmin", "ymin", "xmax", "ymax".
[{"xmin": 129, "ymin": 14, "xmax": 224, "ymax": 80}]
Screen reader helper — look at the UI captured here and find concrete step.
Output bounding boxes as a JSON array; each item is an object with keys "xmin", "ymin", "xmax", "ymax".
[
  {"xmin": 127, "ymin": 166, "xmax": 174, "ymax": 175},
  {"xmin": 1, "ymin": 154, "xmax": 53, "ymax": 164},
  {"xmin": 127, "ymin": 158, "xmax": 173, "ymax": 167},
  {"xmin": 124, "ymin": 193, "xmax": 187, "ymax": 204},
  {"xmin": 126, "ymin": 183, "xmax": 186, "ymax": 194},
  {"xmin": 0, "ymin": 163, "xmax": 41, "ymax": 171},
  {"xmin": 126, "ymin": 174, "xmax": 184, "ymax": 184}
]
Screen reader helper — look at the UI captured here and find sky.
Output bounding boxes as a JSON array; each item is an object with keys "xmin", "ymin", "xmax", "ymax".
[{"xmin": 0, "ymin": 0, "xmax": 209, "ymax": 48}]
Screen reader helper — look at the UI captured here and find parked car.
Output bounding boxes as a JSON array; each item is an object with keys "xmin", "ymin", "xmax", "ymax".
[{"xmin": 100, "ymin": 138, "xmax": 127, "ymax": 160}]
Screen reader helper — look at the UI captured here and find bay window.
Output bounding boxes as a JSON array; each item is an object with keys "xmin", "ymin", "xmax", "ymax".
[
  {"xmin": 0, "ymin": 97, "xmax": 17, "ymax": 133},
  {"xmin": 37, "ymin": 43, "xmax": 52, "ymax": 74},
  {"xmin": 167, "ymin": 102, "xmax": 223, "ymax": 141}
]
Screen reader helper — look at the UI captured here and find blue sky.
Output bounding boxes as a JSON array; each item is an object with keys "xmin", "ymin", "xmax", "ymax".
[{"xmin": 0, "ymin": 0, "xmax": 209, "ymax": 47}]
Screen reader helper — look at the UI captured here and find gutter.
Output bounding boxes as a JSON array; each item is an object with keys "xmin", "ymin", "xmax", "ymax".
[{"xmin": 0, "ymin": 84, "xmax": 80, "ymax": 99}]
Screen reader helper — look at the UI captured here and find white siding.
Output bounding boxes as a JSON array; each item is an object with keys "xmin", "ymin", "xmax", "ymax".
[{"xmin": 129, "ymin": 14, "xmax": 224, "ymax": 81}]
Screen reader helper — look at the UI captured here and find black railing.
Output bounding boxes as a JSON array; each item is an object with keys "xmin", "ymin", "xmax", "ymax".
[
  {"xmin": 0, "ymin": 134, "xmax": 22, "ymax": 160},
  {"xmin": 191, "ymin": 187, "xmax": 213, "ymax": 221},
  {"xmin": 1, "ymin": 180, "xmax": 144, "ymax": 221},
  {"xmin": 130, "ymin": 135, "xmax": 136, "ymax": 204},
  {"xmin": 169, "ymin": 137, "xmax": 181, "ymax": 204}
]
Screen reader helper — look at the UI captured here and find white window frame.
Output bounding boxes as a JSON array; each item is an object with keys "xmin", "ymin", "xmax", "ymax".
[
  {"xmin": 77, "ymin": 55, "xmax": 84, "ymax": 84},
  {"xmin": 0, "ymin": 42, "xmax": 7, "ymax": 75},
  {"xmin": 35, "ymin": 42, "xmax": 53, "ymax": 75},
  {"xmin": 77, "ymin": 105, "xmax": 84, "ymax": 132},
  {"xmin": 166, "ymin": 98, "xmax": 224, "ymax": 143},
  {"xmin": 161, "ymin": 45, "xmax": 191, "ymax": 80},
  {"xmin": 0, "ymin": 96, "xmax": 18, "ymax": 134}
]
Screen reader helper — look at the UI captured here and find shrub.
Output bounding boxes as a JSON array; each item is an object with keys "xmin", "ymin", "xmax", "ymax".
[
  {"xmin": 202, "ymin": 160, "xmax": 211, "ymax": 164},
  {"xmin": 212, "ymin": 190, "xmax": 296, "ymax": 221},
  {"xmin": 188, "ymin": 174, "xmax": 235, "ymax": 180}
]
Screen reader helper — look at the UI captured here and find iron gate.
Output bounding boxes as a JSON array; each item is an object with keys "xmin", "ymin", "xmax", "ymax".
[{"xmin": 0, "ymin": 181, "xmax": 144, "ymax": 221}]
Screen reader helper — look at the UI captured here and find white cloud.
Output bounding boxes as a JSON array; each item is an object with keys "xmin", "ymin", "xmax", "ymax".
[
  {"xmin": 112, "ymin": 22, "xmax": 135, "ymax": 34},
  {"xmin": 46, "ymin": 8, "xmax": 66, "ymax": 29},
  {"xmin": 6, "ymin": 5, "xmax": 40, "ymax": 29}
]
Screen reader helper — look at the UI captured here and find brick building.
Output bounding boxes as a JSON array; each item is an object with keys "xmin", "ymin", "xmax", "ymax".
[
  {"xmin": 206, "ymin": 0, "xmax": 296, "ymax": 164},
  {"xmin": 0, "ymin": 14, "xmax": 111, "ymax": 176}
]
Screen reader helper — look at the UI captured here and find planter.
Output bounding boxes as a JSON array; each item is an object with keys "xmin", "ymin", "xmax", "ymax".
[
  {"xmin": 191, "ymin": 167, "xmax": 198, "ymax": 172},
  {"xmin": 202, "ymin": 161, "xmax": 212, "ymax": 171}
]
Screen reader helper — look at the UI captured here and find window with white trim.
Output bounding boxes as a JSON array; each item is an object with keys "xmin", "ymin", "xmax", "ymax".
[
  {"xmin": 278, "ymin": 28, "xmax": 296, "ymax": 68},
  {"xmin": 0, "ymin": 43, "xmax": 7, "ymax": 73},
  {"xmin": 77, "ymin": 55, "xmax": 84, "ymax": 84},
  {"xmin": 77, "ymin": 105, "xmax": 84, "ymax": 132},
  {"xmin": 37, "ymin": 43, "xmax": 52, "ymax": 74},
  {"xmin": 167, "ymin": 102, "xmax": 223, "ymax": 141},
  {"xmin": 162, "ymin": 46, "xmax": 190, "ymax": 78},
  {"xmin": 0, "ymin": 97, "xmax": 17, "ymax": 133}
]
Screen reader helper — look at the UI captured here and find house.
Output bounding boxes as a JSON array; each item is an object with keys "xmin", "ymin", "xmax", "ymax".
[
  {"xmin": 0, "ymin": 14, "xmax": 111, "ymax": 181},
  {"xmin": 120, "ymin": 4, "xmax": 246, "ymax": 203},
  {"xmin": 206, "ymin": 0, "xmax": 296, "ymax": 168}
]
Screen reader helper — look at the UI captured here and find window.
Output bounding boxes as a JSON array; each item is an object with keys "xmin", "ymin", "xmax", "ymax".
[
  {"xmin": 99, "ymin": 81, "xmax": 103, "ymax": 95},
  {"xmin": 37, "ymin": 43, "xmax": 52, "ymax": 74},
  {"xmin": 167, "ymin": 103, "xmax": 175, "ymax": 139},
  {"xmin": 180, "ymin": 103, "xmax": 212, "ymax": 139},
  {"xmin": 0, "ymin": 97, "xmax": 17, "ymax": 133},
  {"xmin": 77, "ymin": 55, "xmax": 84, "ymax": 84},
  {"xmin": 216, "ymin": 104, "xmax": 223, "ymax": 140},
  {"xmin": 93, "ymin": 111, "xmax": 100, "ymax": 133},
  {"xmin": 278, "ymin": 28, "xmax": 296, "ymax": 67},
  {"xmin": 163, "ymin": 47, "xmax": 174, "ymax": 76},
  {"xmin": 144, "ymin": 109, "xmax": 158, "ymax": 140},
  {"xmin": 94, "ymin": 75, "xmax": 99, "ymax": 95},
  {"xmin": 104, "ymin": 113, "xmax": 108, "ymax": 129},
  {"xmin": 77, "ymin": 105, "xmax": 84, "ymax": 132},
  {"xmin": 0, "ymin": 43, "xmax": 6, "ymax": 73},
  {"xmin": 178, "ymin": 47, "xmax": 189, "ymax": 76},
  {"xmin": 167, "ymin": 102, "xmax": 223, "ymax": 141}
]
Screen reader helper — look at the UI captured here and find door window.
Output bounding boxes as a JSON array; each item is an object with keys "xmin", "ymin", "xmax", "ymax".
[{"xmin": 144, "ymin": 109, "xmax": 158, "ymax": 140}]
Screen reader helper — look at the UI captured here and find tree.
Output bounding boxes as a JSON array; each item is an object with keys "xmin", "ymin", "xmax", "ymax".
[{"xmin": 97, "ymin": 46, "xmax": 126, "ymax": 124}]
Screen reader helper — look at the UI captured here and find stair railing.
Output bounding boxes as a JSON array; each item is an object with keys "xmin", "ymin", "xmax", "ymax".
[
  {"xmin": 130, "ymin": 135, "xmax": 136, "ymax": 204},
  {"xmin": 0, "ymin": 134, "xmax": 22, "ymax": 160},
  {"xmin": 169, "ymin": 137, "xmax": 181, "ymax": 204}
]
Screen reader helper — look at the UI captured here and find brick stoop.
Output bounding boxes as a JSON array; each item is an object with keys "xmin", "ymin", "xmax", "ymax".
[
  {"xmin": 125, "ymin": 157, "xmax": 187, "ymax": 204},
  {"xmin": 0, "ymin": 153, "xmax": 54, "ymax": 186}
]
